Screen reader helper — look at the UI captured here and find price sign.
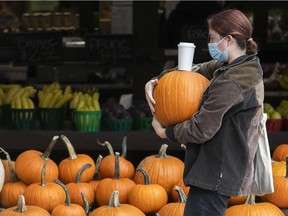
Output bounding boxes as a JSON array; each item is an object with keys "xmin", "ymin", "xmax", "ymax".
[
  {"xmin": 12, "ymin": 31, "xmax": 63, "ymax": 66},
  {"xmin": 85, "ymin": 35, "xmax": 133, "ymax": 64}
]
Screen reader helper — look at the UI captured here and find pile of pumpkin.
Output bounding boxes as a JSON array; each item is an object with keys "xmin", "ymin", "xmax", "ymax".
[
  {"xmin": 1, "ymin": 136, "xmax": 288, "ymax": 216},
  {"xmin": 0, "ymin": 135, "xmax": 187, "ymax": 215}
]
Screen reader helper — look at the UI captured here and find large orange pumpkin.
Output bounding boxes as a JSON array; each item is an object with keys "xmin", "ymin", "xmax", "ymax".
[{"xmin": 153, "ymin": 70, "xmax": 209, "ymax": 127}]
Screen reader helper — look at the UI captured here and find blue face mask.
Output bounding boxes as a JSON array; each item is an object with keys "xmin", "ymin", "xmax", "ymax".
[{"xmin": 208, "ymin": 36, "xmax": 229, "ymax": 62}]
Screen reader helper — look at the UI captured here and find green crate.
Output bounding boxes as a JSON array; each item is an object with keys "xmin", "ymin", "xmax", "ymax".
[
  {"xmin": 74, "ymin": 111, "xmax": 101, "ymax": 132},
  {"xmin": 39, "ymin": 108, "xmax": 66, "ymax": 130},
  {"xmin": 133, "ymin": 116, "xmax": 153, "ymax": 131},
  {"xmin": 10, "ymin": 108, "xmax": 36, "ymax": 130},
  {"xmin": 104, "ymin": 118, "xmax": 133, "ymax": 131}
]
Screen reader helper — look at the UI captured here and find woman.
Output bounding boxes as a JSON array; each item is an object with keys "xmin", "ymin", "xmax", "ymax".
[{"xmin": 145, "ymin": 9, "xmax": 264, "ymax": 216}]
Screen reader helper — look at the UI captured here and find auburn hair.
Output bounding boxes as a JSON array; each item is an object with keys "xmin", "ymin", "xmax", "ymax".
[{"xmin": 207, "ymin": 9, "xmax": 257, "ymax": 54}]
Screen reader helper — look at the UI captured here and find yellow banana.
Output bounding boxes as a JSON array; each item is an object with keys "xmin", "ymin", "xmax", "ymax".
[
  {"xmin": 27, "ymin": 98, "xmax": 35, "ymax": 109},
  {"xmin": 5, "ymin": 86, "xmax": 21, "ymax": 104},
  {"xmin": 92, "ymin": 99, "xmax": 100, "ymax": 111},
  {"xmin": 70, "ymin": 92, "xmax": 80, "ymax": 109},
  {"xmin": 76, "ymin": 99, "xmax": 86, "ymax": 111},
  {"xmin": 64, "ymin": 85, "xmax": 72, "ymax": 95},
  {"xmin": 21, "ymin": 97, "xmax": 29, "ymax": 109},
  {"xmin": 48, "ymin": 90, "xmax": 63, "ymax": 108},
  {"xmin": 93, "ymin": 92, "xmax": 100, "ymax": 101},
  {"xmin": 0, "ymin": 88, "xmax": 5, "ymax": 103},
  {"xmin": 54, "ymin": 93, "xmax": 72, "ymax": 108},
  {"xmin": 41, "ymin": 92, "xmax": 53, "ymax": 108},
  {"xmin": 15, "ymin": 97, "xmax": 22, "ymax": 109}
]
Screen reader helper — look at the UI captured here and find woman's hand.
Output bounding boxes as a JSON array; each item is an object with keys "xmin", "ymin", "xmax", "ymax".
[
  {"xmin": 152, "ymin": 116, "xmax": 167, "ymax": 139},
  {"xmin": 145, "ymin": 79, "xmax": 158, "ymax": 114}
]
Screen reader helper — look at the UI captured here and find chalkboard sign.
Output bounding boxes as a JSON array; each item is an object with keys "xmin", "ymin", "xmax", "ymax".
[
  {"xmin": 85, "ymin": 35, "xmax": 133, "ymax": 65},
  {"xmin": 12, "ymin": 31, "xmax": 63, "ymax": 66}
]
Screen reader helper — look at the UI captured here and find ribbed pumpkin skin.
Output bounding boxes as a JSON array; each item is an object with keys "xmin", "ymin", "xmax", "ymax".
[
  {"xmin": 225, "ymin": 202, "xmax": 284, "ymax": 216},
  {"xmin": 272, "ymin": 144, "xmax": 288, "ymax": 161},
  {"xmin": 158, "ymin": 202, "xmax": 185, "ymax": 216},
  {"xmin": 153, "ymin": 70, "xmax": 209, "ymax": 127},
  {"xmin": 0, "ymin": 205, "xmax": 51, "ymax": 216},
  {"xmin": 90, "ymin": 204, "xmax": 145, "ymax": 216},
  {"xmin": 272, "ymin": 161, "xmax": 286, "ymax": 177},
  {"xmin": 267, "ymin": 176, "xmax": 288, "ymax": 208},
  {"xmin": 51, "ymin": 204, "xmax": 86, "ymax": 216},
  {"xmin": 1, "ymin": 181, "xmax": 27, "ymax": 208}
]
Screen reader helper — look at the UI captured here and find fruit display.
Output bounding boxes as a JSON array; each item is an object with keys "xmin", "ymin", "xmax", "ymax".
[
  {"xmin": 70, "ymin": 91, "xmax": 100, "ymax": 112},
  {"xmin": 38, "ymin": 83, "xmax": 73, "ymax": 108},
  {"xmin": 101, "ymin": 97, "xmax": 131, "ymax": 120}
]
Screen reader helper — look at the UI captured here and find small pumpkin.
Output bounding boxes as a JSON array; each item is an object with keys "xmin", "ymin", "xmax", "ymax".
[
  {"xmin": 90, "ymin": 190, "xmax": 145, "ymax": 216},
  {"xmin": 153, "ymin": 70, "xmax": 209, "ymax": 127},
  {"xmin": 58, "ymin": 135, "xmax": 96, "ymax": 184},
  {"xmin": 51, "ymin": 179, "xmax": 86, "ymax": 216},
  {"xmin": 134, "ymin": 144, "xmax": 184, "ymax": 197},
  {"xmin": 14, "ymin": 136, "xmax": 59, "ymax": 185},
  {"xmin": 98, "ymin": 136, "xmax": 135, "ymax": 179},
  {"xmin": 95, "ymin": 152, "xmax": 136, "ymax": 206},
  {"xmin": 267, "ymin": 157, "xmax": 288, "ymax": 208},
  {"xmin": 1, "ymin": 148, "xmax": 27, "ymax": 208},
  {"xmin": 272, "ymin": 160, "xmax": 286, "ymax": 177},
  {"xmin": 128, "ymin": 168, "xmax": 168, "ymax": 214},
  {"xmin": 158, "ymin": 185, "xmax": 186, "ymax": 216},
  {"xmin": 0, "ymin": 194, "xmax": 51, "ymax": 216},
  {"xmin": 66, "ymin": 163, "xmax": 95, "ymax": 207},
  {"xmin": 171, "ymin": 179, "xmax": 189, "ymax": 202},
  {"xmin": 272, "ymin": 144, "xmax": 288, "ymax": 161},
  {"xmin": 24, "ymin": 159, "xmax": 66, "ymax": 212},
  {"xmin": 227, "ymin": 196, "xmax": 248, "ymax": 206},
  {"xmin": 225, "ymin": 195, "xmax": 284, "ymax": 216}
]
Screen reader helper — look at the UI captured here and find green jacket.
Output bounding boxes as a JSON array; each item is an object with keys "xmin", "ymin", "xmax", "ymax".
[{"xmin": 163, "ymin": 54, "xmax": 264, "ymax": 196}]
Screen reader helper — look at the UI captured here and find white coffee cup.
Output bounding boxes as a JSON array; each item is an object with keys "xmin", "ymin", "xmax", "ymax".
[{"xmin": 178, "ymin": 42, "xmax": 196, "ymax": 71}]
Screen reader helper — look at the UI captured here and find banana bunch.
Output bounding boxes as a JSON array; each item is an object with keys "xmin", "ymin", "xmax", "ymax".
[
  {"xmin": 279, "ymin": 72, "xmax": 288, "ymax": 90},
  {"xmin": 74, "ymin": 85, "xmax": 98, "ymax": 96},
  {"xmin": 4, "ymin": 85, "xmax": 37, "ymax": 105},
  {"xmin": 38, "ymin": 82, "xmax": 73, "ymax": 108},
  {"xmin": 11, "ymin": 96, "xmax": 35, "ymax": 109},
  {"xmin": 70, "ymin": 92, "xmax": 101, "ymax": 111}
]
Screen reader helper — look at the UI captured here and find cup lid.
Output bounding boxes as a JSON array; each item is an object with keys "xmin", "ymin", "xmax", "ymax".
[{"xmin": 178, "ymin": 42, "xmax": 195, "ymax": 48}]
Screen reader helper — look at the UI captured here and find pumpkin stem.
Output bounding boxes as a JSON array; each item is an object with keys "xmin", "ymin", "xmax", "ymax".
[
  {"xmin": 97, "ymin": 140, "xmax": 115, "ymax": 156},
  {"xmin": 15, "ymin": 195, "xmax": 28, "ymax": 213},
  {"xmin": 245, "ymin": 195, "xmax": 256, "ymax": 204},
  {"xmin": 61, "ymin": 135, "xmax": 78, "ymax": 160},
  {"xmin": 157, "ymin": 144, "xmax": 168, "ymax": 158},
  {"xmin": 136, "ymin": 168, "xmax": 150, "ymax": 185},
  {"xmin": 114, "ymin": 152, "xmax": 120, "ymax": 180},
  {"xmin": 174, "ymin": 185, "xmax": 187, "ymax": 203},
  {"xmin": 0, "ymin": 147, "xmax": 18, "ymax": 182},
  {"xmin": 93, "ymin": 154, "xmax": 103, "ymax": 180},
  {"xmin": 76, "ymin": 163, "xmax": 92, "ymax": 183},
  {"xmin": 54, "ymin": 178, "xmax": 72, "ymax": 207},
  {"xmin": 121, "ymin": 136, "xmax": 127, "ymax": 158},
  {"xmin": 286, "ymin": 156, "xmax": 288, "ymax": 178},
  {"xmin": 108, "ymin": 190, "xmax": 121, "ymax": 207},
  {"xmin": 81, "ymin": 192, "xmax": 90, "ymax": 215},
  {"xmin": 41, "ymin": 135, "xmax": 59, "ymax": 160},
  {"xmin": 40, "ymin": 159, "xmax": 48, "ymax": 186}
]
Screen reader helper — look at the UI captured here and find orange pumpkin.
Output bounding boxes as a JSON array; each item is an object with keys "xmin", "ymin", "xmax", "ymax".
[
  {"xmin": 153, "ymin": 70, "xmax": 209, "ymax": 127},
  {"xmin": 128, "ymin": 168, "xmax": 168, "ymax": 214},
  {"xmin": 24, "ymin": 159, "xmax": 66, "ymax": 213},
  {"xmin": 134, "ymin": 144, "xmax": 184, "ymax": 197},
  {"xmin": 225, "ymin": 195, "xmax": 284, "ymax": 216},
  {"xmin": 272, "ymin": 144, "xmax": 288, "ymax": 161},
  {"xmin": 171, "ymin": 179, "xmax": 189, "ymax": 202},
  {"xmin": 1, "ymin": 148, "xmax": 27, "ymax": 208},
  {"xmin": 66, "ymin": 163, "xmax": 95, "ymax": 207},
  {"xmin": 98, "ymin": 136, "xmax": 135, "ymax": 179},
  {"xmin": 227, "ymin": 196, "xmax": 248, "ymax": 206},
  {"xmin": 272, "ymin": 160, "xmax": 286, "ymax": 177},
  {"xmin": 58, "ymin": 135, "xmax": 96, "ymax": 184},
  {"xmin": 267, "ymin": 157, "xmax": 288, "ymax": 208},
  {"xmin": 51, "ymin": 179, "xmax": 86, "ymax": 216},
  {"xmin": 0, "ymin": 195, "xmax": 51, "ymax": 216},
  {"xmin": 14, "ymin": 136, "xmax": 59, "ymax": 185},
  {"xmin": 158, "ymin": 185, "xmax": 186, "ymax": 216},
  {"xmin": 90, "ymin": 191, "xmax": 145, "ymax": 216},
  {"xmin": 95, "ymin": 152, "xmax": 136, "ymax": 206}
]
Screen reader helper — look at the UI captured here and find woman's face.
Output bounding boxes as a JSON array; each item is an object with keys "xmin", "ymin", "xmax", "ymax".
[{"xmin": 208, "ymin": 28, "xmax": 227, "ymax": 51}]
